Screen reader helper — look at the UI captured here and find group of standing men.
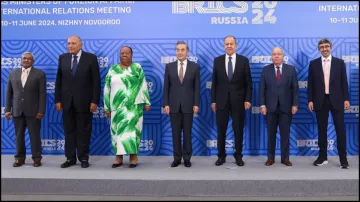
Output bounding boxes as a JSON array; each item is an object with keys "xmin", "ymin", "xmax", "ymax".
[{"xmin": 5, "ymin": 36, "xmax": 350, "ymax": 169}]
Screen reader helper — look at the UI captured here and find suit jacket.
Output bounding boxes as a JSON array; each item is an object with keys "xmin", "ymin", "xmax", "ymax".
[
  {"xmin": 307, "ymin": 56, "xmax": 349, "ymax": 111},
  {"xmin": 55, "ymin": 50, "xmax": 100, "ymax": 112},
  {"xmin": 163, "ymin": 60, "xmax": 200, "ymax": 113},
  {"xmin": 259, "ymin": 64, "xmax": 299, "ymax": 113},
  {"xmin": 5, "ymin": 67, "xmax": 46, "ymax": 117},
  {"xmin": 211, "ymin": 54, "xmax": 253, "ymax": 109}
]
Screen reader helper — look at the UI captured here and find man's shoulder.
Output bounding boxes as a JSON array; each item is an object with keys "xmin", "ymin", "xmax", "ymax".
[{"xmin": 81, "ymin": 51, "xmax": 97, "ymax": 59}]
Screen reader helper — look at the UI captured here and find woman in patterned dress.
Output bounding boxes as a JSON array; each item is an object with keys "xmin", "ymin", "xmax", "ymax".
[{"xmin": 104, "ymin": 46, "xmax": 151, "ymax": 168}]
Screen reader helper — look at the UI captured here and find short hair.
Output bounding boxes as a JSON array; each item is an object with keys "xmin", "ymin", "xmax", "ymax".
[
  {"xmin": 272, "ymin": 47, "xmax": 284, "ymax": 55},
  {"xmin": 68, "ymin": 36, "xmax": 82, "ymax": 44},
  {"xmin": 120, "ymin": 46, "xmax": 133, "ymax": 55},
  {"xmin": 21, "ymin": 52, "xmax": 35, "ymax": 60},
  {"xmin": 224, "ymin": 35, "xmax": 237, "ymax": 44},
  {"xmin": 318, "ymin": 38, "xmax": 332, "ymax": 48},
  {"xmin": 176, "ymin": 40, "xmax": 189, "ymax": 51}
]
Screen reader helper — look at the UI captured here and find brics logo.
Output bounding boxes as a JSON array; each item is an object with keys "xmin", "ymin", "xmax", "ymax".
[
  {"xmin": 297, "ymin": 139, "xmax": 335, "ymax": 150},
  {"xmin": 46, "ymin": 82, "xmax": 55, "ymax": 94},
  {"xmin": 41, "ymin": 139, "xmax": 65, "ymax": 151},
  {"xmin": 1, "ymin": 57, "xmax": 22, "ymax": 68},
  {"xmin": 207, "ymin": 140, "xmax": 234, "ymax": 151}
]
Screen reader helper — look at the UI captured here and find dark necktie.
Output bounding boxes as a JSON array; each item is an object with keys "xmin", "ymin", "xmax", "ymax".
[
  {"xmin": 228, "ymin": 56, "xmax": 233, "ymax": 80},
  {"xmin": 276, "ymin": 66, "xmax": 281, "ymax": 83},
  {"xmin": 72, "ymin": 55, "xmax": 78, "ymax": 77}
]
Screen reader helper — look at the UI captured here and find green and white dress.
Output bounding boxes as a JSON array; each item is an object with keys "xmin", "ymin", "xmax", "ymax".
[{"xmin": 104, "ymin": 63, "xmax": 151, "ymax": 155}]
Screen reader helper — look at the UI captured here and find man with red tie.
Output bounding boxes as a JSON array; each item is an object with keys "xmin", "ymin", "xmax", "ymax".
[
  {"xmin": 259, "ymin": 47, "xmax": 299, "ymax": 166},
  {"xmin": 307, "ymin": 38, "xmax": 350, "ymax": 169}
]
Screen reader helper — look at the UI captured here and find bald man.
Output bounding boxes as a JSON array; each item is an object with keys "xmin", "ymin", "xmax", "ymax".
[
  {"xmin": 259, "ymin": 47, "xmax": 299, "ymax": 167},
  {"xmin": 55, "ymin": 36, "xmax": 100, "ymax": 168}
]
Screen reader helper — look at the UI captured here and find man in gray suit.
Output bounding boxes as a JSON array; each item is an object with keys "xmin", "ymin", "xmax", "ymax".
[
  {"xmin": 163, "ymin": 41, "xmax": 200, "ymax": 168},
  {"xmin": 259, "ymin": 47, "xmax": 299, "ymax": 166},
  {"xmin": 5, "ymin": 52, "xmax": 46, "ymax": 167}
]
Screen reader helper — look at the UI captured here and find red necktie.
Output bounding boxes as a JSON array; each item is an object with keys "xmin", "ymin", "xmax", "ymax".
[{"xmin": 276, "ymin": 66, "xmax": 281, "ymax": 83}]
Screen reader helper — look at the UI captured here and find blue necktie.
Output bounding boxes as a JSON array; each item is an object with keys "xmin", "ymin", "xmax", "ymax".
[
  {"xmin": 228, "ymin": 56, "xmax": 233, "ymax": 80},
  {"xmin": 72, "ymin": 55, "xmax": 78, "ymax": 77}
]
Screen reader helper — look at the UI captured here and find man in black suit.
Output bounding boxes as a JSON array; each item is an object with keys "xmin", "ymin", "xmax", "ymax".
[
  {"xmin": 163, "ymin": 41, "xmax": 200, "ymax": 168},
  {"xmin": 5, "ymin": 52, "xmax": 46, "ymax": 167},
  {"xmin": 55, "ymin": 36, "xmax": 100, "ymax": 168},
  {"xmin": 307, "ymin": 38, "xmax": 350, "ymax": 169},
  {"xmin": 211, "ymin": 36, "xmax": 253, "ymax": 166},
  {"xmin": 259, "ymin": 47, "xmax": 299, "ymax": 167}
]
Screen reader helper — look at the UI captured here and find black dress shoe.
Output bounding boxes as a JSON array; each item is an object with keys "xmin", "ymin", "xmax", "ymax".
[
  {"xmin": 171, "ymin": 161, "xmax": 181, "ymax": 167},
  {"xmin": 81, "ymin": 161, "xmax": 89, "ymax": 168},
  {"xmin": 236, "ymin": 158, "xmax": 244, "ymax": 166},
  {"xmin": 61, "ymin": 160, "xmax": 76, "ymax": 168},
  {"xmin": 340, "ymin": 161, "xmax": 349, "ymax": 169},
  {"xmin": 129, "ymin": 163, "xmax": 137, "ymax": 168},
  {"xmin": 184, "ymin": 161, "xmax": 192, "ymax": 168},
  {"xmin": 215, "ymin": 158, "xmax": 226, "ymax": 166},
  {"xmin": 13, "ymin": 160, "xmax": 25, "ymax": 167},
  {"xmin": 112, "ymin": 162, "xmax": 123, "ymax": 168}
]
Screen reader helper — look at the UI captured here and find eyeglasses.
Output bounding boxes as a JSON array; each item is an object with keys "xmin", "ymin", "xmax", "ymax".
[{"xmin": 319, "ymin": 45, "xmax": 331, "ymax": 49}]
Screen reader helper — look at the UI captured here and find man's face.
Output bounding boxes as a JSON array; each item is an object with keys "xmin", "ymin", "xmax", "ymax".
[
  {"xmin": 67, "ymin": 36, "xmax": 82, "ymax": 55},
  {"xmin": 21, "ymin": 53, "xmax": 34, "ymax": 68},
  {"xmin": 120, "ymin": 47, "xmax": 132, "ymax": 64},
  {"xmin": 176, "ymin": 44, "xmax": 189, "ymax": 61},
  {"xmin": 224, "ymin": 37, "xmax": 237, "ymax": 55},
  {"xmin": 272, "ymin": 48, "xmax": 284, "ymax": 65},
  {"xmin": 318, "ymin": 43, "xmax": 332, "ymax": 58}
]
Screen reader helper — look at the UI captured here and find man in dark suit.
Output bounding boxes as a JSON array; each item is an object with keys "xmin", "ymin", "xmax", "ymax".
[
  {"xmin": 55, "ymin": 36, "xmax": 100, "ymax": 168},
  {"xmin": 163, "ymin": 41, "xmax": 200, "ymax": 168},
  {"xmin": 211, "ymin": 36, "xmax": 253, "ymax": 166},
  {"xmin": 5, "ymin": 52, "xmax": 46, "ymax": 167},
  {"xmin": 259, "ymin": 47, "xmax": 299, "ymax": 167},
  {"xmin": 307, "ymin": 38, "xmax": 350, "ymax": 169}
]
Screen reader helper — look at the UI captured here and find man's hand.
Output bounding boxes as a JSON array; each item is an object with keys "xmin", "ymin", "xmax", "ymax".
[
  {"xmin": 106, "ymin": 111, "xmax": 111, "ymax": 118},
  {"xmin": 344, "ymin": 101, "xmax": 350, "ymax": 110},
  {"xmin": 56, "ymin": 102, "xmax": 62, "ymax": 112},
  {"xmin": 308, "ymin": 102, "xmax": 314, "ymax": 112},
  {"xmin": 292, "ymin": 106, "xmax": 298, "ymax": 115},
  {"xmin": 260, "ymin": 107, "xmax": 267, "ymax": 116},
  {"xmin": 145, "ymin": 105, "xmax": 151, "ymax": 112},
  {"xmin": 193, "ymin": 106, "xmax": 199, "ymax": 114},
  {"xmin": 90, "ymin": 103, "xmax": 97, "ymax": 113},
  {"xmin": 36, "ymin": 113, "xmax": 44, "ymax": 119},
  {"xmin": 164, "ymin": 106, "xmax": 170, "ymax": 115},
  {"xmin": 244, "ymin": 102, "xmax": 251, "ymax": 110},
  {"xmin": 211, "ymin": 103, "xmax": 216, "ymax": 112},
  {"xmin": 5, "ymin": 112, "xmax": 12, "ymax": 120}
]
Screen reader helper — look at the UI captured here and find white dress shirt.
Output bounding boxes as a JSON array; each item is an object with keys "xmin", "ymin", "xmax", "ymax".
[{"xmin": 177, "ymin": 59, "xmax": 187, "ymax": 77}]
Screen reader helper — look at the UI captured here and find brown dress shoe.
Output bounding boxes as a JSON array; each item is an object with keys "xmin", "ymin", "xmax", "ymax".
[
  {"xmin": 33, "ymin": 160, "xmax": 42, "ymax": 167},
  {"xmin": 265, "ymin": 160, "xmax": 274, "ymax": 166},
  {"xmin": 281, "ymin": 160, "xmax": 292, "ymax": 166},
  {"xmin": 13, "ymin": 160, "xmax": 25, "ymax": 167}
]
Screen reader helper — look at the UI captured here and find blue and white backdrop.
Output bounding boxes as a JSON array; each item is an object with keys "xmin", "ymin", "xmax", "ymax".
[{"xmin": 1, "ymin": 1, "xmax": 359, "ymax": 156}]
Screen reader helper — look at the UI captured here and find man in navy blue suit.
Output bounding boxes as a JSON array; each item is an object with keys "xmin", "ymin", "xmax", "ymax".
[
  {"xmin": 259, "ymin": 47, "xmax": 299, "ymax": 166},
  {"xmin": 307, "ymin": 38, "xmax": 350, "ymax": 169}
]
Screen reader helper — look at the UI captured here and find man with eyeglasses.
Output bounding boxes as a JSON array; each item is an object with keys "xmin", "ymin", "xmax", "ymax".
[{"xmin": 307, "ymin": 38, "xmax": 350, "ymax": 169}]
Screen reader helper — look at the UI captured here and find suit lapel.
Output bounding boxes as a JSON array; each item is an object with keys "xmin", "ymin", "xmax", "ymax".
[
  {"xmin": 75, "ymin": 51, "xmax": 85, "ymax": 77},
  {"xmin": 269, "ymin": 64, "xmax": 278, "ymax": 85},
  {"xmin": 279, "ymin": 65, "xmax": 287, "ymax": 85},
  {"xmin": 317, "ymin": 58, "xmax": 325, "ymax": 85},
  {"xmin": 329, "ymin": 58, "xmax": 336, "ymax": 84},
  {"xmin": 182, "ymin": 60, "xmax": 192, "ymax": 84},
  {"xmin": 23, "ymin": 67, "xmax": 35, "ymax": 89},
  {"xmin": 172, "ymin": 62, "xmax": 181, "ymax": 85},
  {"xmin": 16, "ymin": 68, "xmax": 23, "ymax": 88},
  {"xmin": 220, "ymin": 55, "xmax": 229, "ymax": 82}
]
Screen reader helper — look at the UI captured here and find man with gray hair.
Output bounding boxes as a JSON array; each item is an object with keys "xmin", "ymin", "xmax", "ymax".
[
  {"xmin": 259, "ymin": 47, "xmax": 299, "ymax": 167},
  {"xmin": 163, "ymin": 40, "xmax": 200, "ymax": 168},
  {"xmin": 5, "ymin": 52, "xmax": 47, "ymax": 167}
]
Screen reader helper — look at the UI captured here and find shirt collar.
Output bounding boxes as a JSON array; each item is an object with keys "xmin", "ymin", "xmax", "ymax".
[
  {"xmin": 22, "ymin": 66, "xmax": 32, "ymax": 72},
  {"xmin": 178, "ymin": 59, "xmax": 187, "ymax": 66},
  {"xmin": 73, "ymin": 49, "xmax": 82, "ymax": 58},
  {"xmin": 226, "ymin": 53, "xmax": 236, "ymax": 60},
  {"xmin": 321, "ymin": 54, "xmax": 332, "ymax": 62}
]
